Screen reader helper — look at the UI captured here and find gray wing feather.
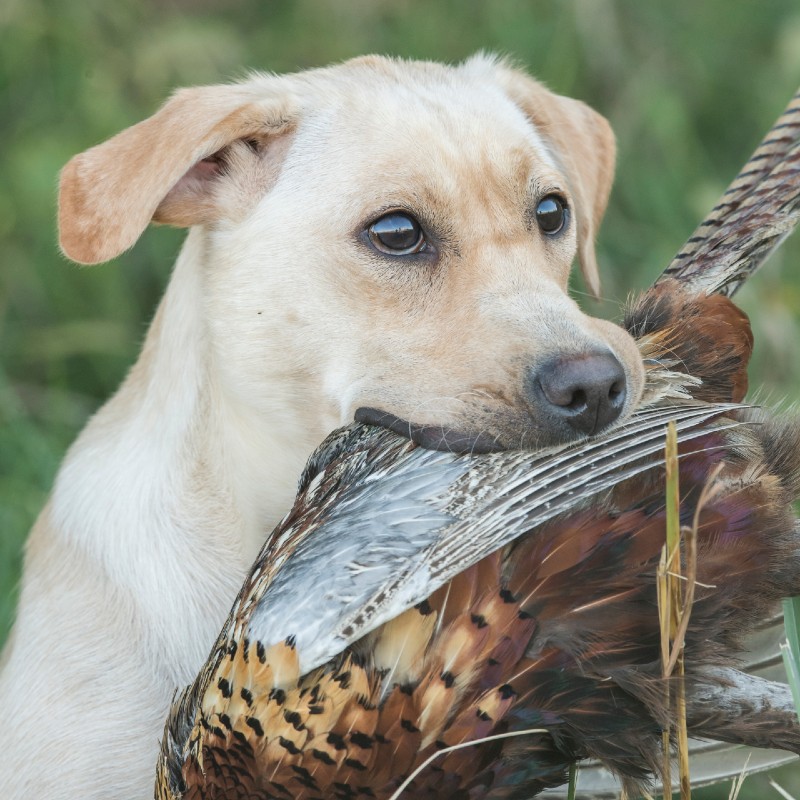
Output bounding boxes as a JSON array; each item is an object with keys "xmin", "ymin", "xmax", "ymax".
[
  {"xmin": 249, "ymin": 450, "xmax": 469, "ymax": 664},
  {"xmin": 248, "ymin": 403, "xmax": 741, "ymax": 675}
]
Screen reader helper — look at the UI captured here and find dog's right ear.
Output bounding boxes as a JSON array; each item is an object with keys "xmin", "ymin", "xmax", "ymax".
[{"xmin": 58, "ymin": 83, "xmax": 297, "ymax": 265}]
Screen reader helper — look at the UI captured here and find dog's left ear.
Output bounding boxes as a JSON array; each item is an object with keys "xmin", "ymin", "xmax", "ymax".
[{"xmin": 495, "ymin": 67, "xmax": 616, "ymax": 298}]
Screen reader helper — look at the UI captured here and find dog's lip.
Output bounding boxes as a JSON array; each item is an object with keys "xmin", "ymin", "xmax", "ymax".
[{"xmin": 354, "ymin": 407, "xmax": 505, "ymax": 454}]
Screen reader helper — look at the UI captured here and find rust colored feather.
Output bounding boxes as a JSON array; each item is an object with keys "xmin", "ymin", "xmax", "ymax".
[{"xmin": 625, "ymin": 282, "xmax": 754, "ymax": 403}]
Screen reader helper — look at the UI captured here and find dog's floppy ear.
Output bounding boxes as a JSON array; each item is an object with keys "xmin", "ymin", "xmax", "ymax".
[
  {"xmin": 495, "ymin": 66, "xmax": 616, "ymax": 298},
  {"xmin": 59, "ymin": 82, "xmax": 297, "ymax": 265}
]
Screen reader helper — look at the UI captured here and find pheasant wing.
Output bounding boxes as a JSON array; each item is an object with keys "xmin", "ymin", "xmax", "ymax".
[{"xmin": 246, "ymin": 403, "xmax": 740, "ymax": 676}]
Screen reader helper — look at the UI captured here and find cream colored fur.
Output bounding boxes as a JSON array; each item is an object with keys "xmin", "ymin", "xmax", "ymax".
[{"xmin": 0, "ymin": 55, "xmax": 644, "ymax": 798}]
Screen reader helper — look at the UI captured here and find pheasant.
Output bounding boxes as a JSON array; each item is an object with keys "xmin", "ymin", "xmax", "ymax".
[{"xmin": 156, "ymin": 89, "xmax": 800, "ymax": 799}]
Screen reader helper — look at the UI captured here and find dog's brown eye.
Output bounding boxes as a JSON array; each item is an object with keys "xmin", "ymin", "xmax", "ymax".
[
  {"xmin": 368, "ymin": 213, "xmax": 425, "ymax": 255},
  {"xmin": 535, "ymin": 195, "xmax": 568, "ymax": 235}
]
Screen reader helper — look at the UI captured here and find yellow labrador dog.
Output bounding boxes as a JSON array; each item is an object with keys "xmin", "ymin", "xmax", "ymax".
[{"xmin": 0, "ymin": 55, "xmax": 644, "ymax": 798}]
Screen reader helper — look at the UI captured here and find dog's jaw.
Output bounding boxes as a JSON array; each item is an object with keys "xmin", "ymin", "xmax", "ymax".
[{"xmin": 354, "ymin": 407, "xmax": 506, "ymax": 454}]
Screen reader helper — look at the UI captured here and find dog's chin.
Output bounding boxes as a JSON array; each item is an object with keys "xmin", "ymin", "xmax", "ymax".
[{"xmin": 354, "ymin": 408, "xmax": 507, "ymax": 454}]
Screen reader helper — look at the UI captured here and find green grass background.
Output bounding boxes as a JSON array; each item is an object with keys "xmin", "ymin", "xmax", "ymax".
[{"xmin": 2, "ymin": 1, "xmax": 800, "ymax": 796}]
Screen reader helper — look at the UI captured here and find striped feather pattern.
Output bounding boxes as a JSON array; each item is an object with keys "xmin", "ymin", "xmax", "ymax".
[{"xmin": 657, "ymin": 88, "xmax": 800, "ymax": 296}]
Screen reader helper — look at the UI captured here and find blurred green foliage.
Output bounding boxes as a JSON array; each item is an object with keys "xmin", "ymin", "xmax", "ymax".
[{"xmin": 2, "ymin": 1, "xmax": 800, "ymax": 796}]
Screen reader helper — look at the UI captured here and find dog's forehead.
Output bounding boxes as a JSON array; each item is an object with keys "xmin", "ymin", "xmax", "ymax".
[
  {"xmin": 284, "ymin": 60, "xmax": 567, "ymax": 222},
  {"xmin": 316, "ymin": 62, "xmax": 557, "ymax": 171}
]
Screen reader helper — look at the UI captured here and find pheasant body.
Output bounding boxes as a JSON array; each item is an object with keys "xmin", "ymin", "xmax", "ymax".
[{"xmin": 157, "ymin": 288, "xmax": 800, "ymax": 800}]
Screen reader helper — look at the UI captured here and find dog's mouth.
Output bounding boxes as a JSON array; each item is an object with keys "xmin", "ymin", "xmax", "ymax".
[{"xmin": 354, "ymin": 407, "xmax": 506, "ymax": 454}]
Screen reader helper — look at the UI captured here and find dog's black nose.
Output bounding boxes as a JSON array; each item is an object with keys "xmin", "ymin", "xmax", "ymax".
[{"xmin": 530, "ymin": 350, "xmax": 627, "ymax": 436}]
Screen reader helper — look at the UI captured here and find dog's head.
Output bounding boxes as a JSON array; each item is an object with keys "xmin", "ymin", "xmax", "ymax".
[{"xmin": 58, "ymin": 55, "xmax": 644, "ymax": 454}]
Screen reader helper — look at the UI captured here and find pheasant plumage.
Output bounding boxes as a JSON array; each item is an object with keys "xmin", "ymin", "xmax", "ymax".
[{"xmin": 156, "ymin": 90, "xmax": 800, "ymax": 798}]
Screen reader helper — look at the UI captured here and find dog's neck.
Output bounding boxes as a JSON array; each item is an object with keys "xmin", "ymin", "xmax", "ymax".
[{"xmin": 48, "ymin": 230, "xmax": 322, "ymax": 680}]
